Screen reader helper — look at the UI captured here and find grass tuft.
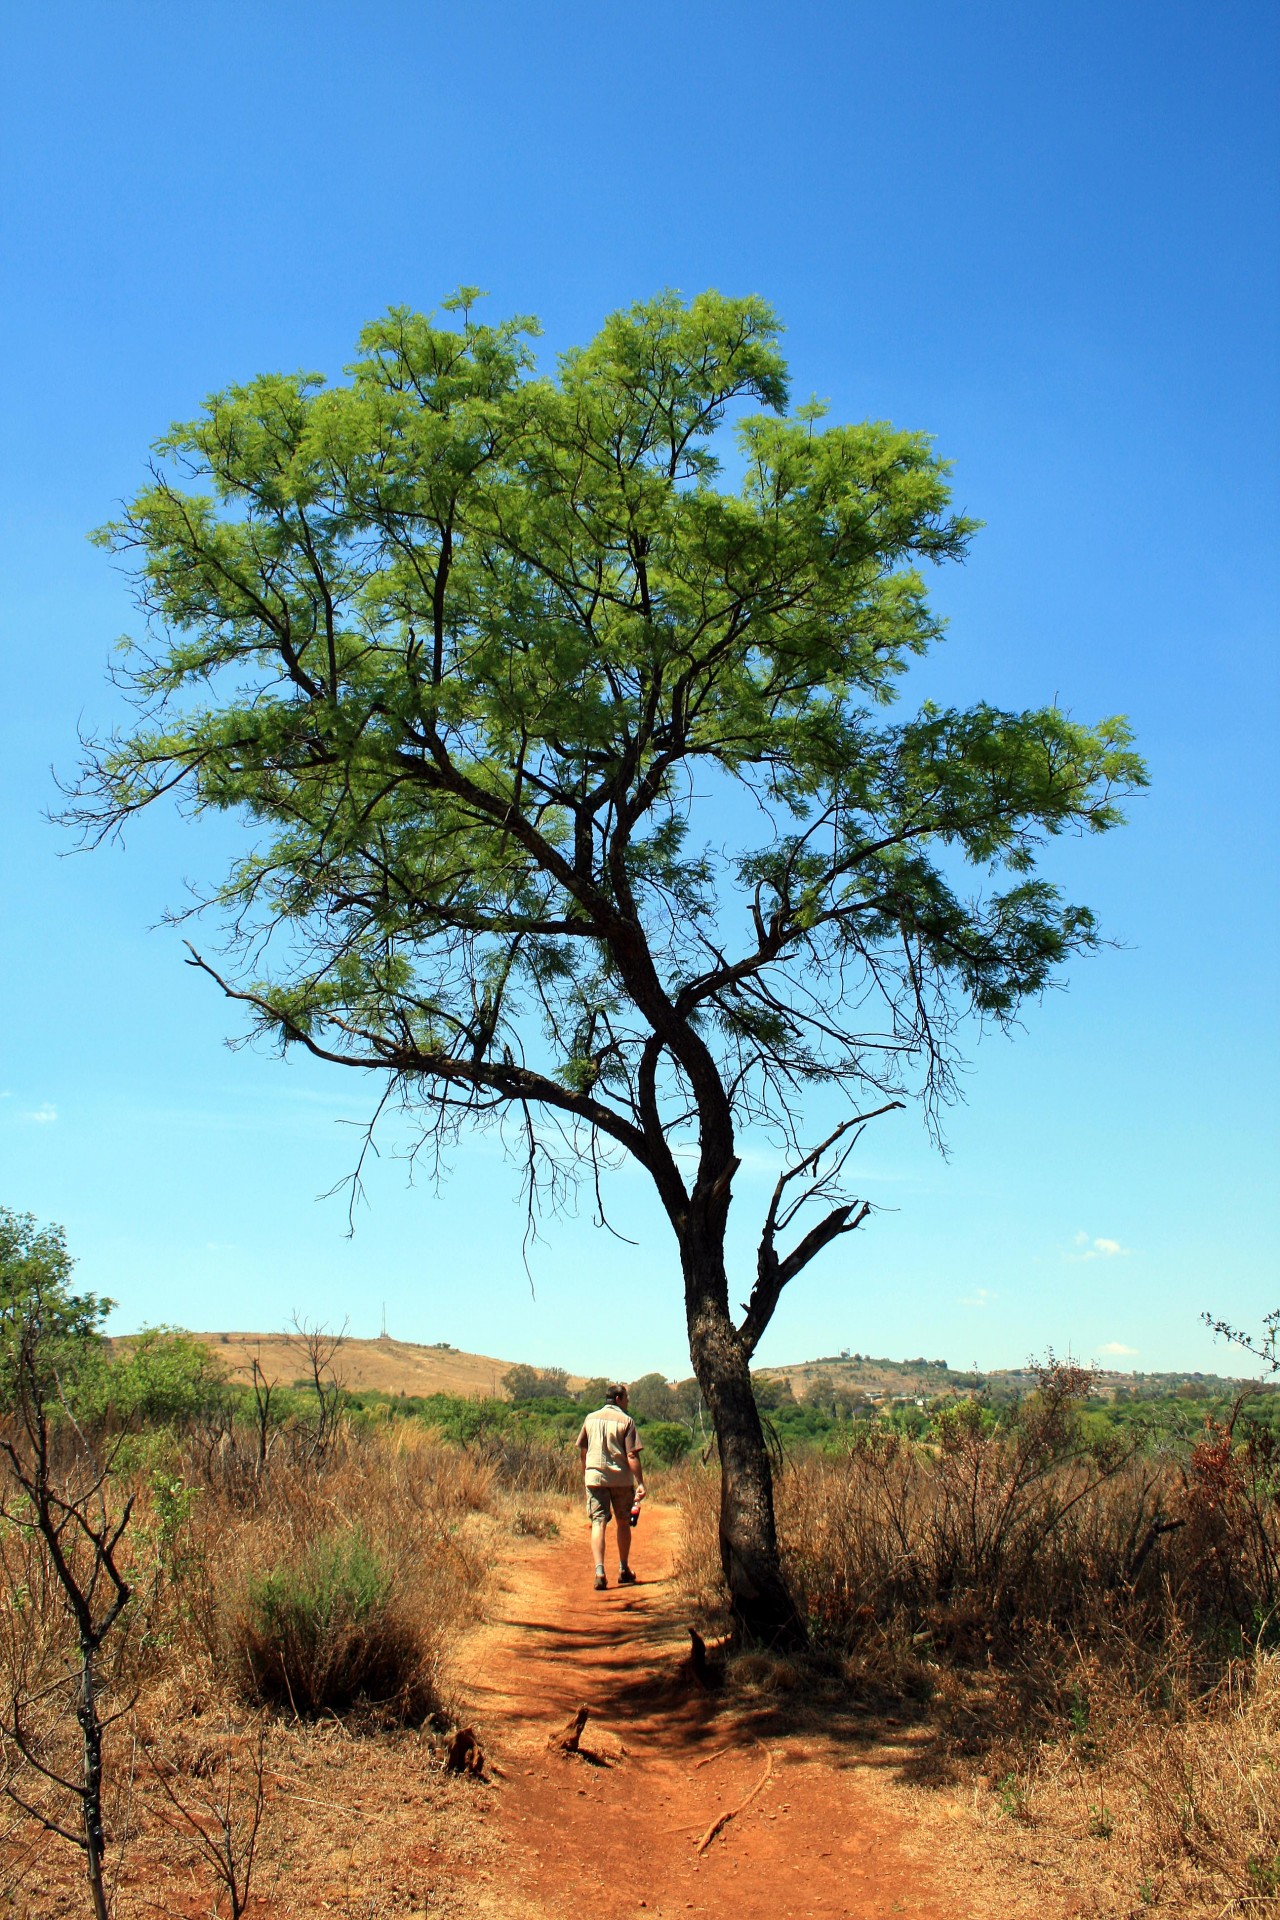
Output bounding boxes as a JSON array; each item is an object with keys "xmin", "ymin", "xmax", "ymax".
[{"xmin": 237, "ymin": 1528, "xmax": 429, "ymax": 1719}]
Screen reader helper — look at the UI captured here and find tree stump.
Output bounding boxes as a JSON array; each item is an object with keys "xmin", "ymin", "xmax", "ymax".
[
  {"xmin": 444, "ymin": 1727, "xmax": 485, "ymax": 1775},
  {"xmin": 549, "ymin": 1704, "xmax": 591, "ymax": 1754}
]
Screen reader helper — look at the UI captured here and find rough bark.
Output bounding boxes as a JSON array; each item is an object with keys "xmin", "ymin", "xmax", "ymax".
[
  {"xmin": 77, "ymin": 1655, "xmax": 108, "ymax": 1920},
  {"xmin": 683, "ymin": 1238, "xmax": 807, "ymax": 1651}
]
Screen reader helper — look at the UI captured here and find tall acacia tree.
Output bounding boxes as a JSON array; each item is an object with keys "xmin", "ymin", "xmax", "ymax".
[{"xmin": 69, "ymin": 291, "xmax": 1144, "ymax": 1646}]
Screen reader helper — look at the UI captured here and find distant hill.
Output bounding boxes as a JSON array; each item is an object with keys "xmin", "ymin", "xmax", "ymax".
[
  {"xmin": 109, "ymin": 1330, "xmax": 1265, "ymax": 1407},
  {"xmin": 753, "ymin": 1353, "xmax": 1268, "ymax": 1405},
  {"xmin": 109, "ymin": 1330, "xmax": 585, "ymax": 1401}
]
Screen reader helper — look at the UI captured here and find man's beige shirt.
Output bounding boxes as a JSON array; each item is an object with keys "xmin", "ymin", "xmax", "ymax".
[{"xmin": 576, "ymin": 1402, "xmax": 642, "ymax": 1487}]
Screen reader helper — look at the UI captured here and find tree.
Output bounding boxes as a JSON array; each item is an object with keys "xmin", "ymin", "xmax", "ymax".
[
  {"xmin": 0, "ymin": 1214, "xmax": 131, "ymax": 1919},
  {"xmin": 0, "ymin": 1210, "xmax": 112, "ymax": 1410},
  {"xmin": 501, "ymin": 1363, "xmax": 569, "ymax": 1402},
  {"xmin": 627, "ymin": 1372, "xmax": 675, "ymax": 1421},
  {"xmin": 575, "ymin": 1376, "xmax": 613, "ymax": 1409},
  {"xmin": 1203, "ymin": 1308, "xmax": 1280, "ymax": 1377},
  {"xmin": 86, "ymin": 1326, "xmax": 230, "ymax": 1430},
  {"xmin": 66, "ymin": 290, "xmax": 1145, "ymax": 1645}
]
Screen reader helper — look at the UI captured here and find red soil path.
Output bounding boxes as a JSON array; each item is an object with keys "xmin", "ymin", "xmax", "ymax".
[{"xmin": 455, "ymin": 1503, "xmax": 984, "ymax": 1920}]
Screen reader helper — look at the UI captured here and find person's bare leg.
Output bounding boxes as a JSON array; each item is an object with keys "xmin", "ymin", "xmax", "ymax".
[
  {"xmin": 591, "ymin": 1517, "xmax": 608, "ymax": 1579},
  {"xmin": 616, "ymin": 1496, "xmax": 632, "ymax": 1573}
]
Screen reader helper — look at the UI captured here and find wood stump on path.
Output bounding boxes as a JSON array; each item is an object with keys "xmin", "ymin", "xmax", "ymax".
[
  {"xmin": 548, "ymin": 1704, "xmax": 591, "ymax": 1755},
  {"xmin": 444, "ymin": 1727, "xmax": 486, "ymax": 1775},
  {"xmin": 689, "ymin": 1629, "xmax": 725, "ymax": 1691}
]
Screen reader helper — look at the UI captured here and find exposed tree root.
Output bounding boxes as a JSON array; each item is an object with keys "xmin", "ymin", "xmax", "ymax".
[{"xmin": 695, "ymin": 1740, "xmax": 773, "ymax": 1854}]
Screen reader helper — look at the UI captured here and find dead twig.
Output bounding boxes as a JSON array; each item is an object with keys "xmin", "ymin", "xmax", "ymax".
[{"xmin": 144, "ymin": 1722, "xmax": 266, "ymax": 1920}]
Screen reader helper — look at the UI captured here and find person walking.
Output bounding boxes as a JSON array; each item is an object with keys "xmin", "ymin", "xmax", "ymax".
[{"xmin": 576, "ymin": 1383, "xmax": 646, "ymax": 1590}]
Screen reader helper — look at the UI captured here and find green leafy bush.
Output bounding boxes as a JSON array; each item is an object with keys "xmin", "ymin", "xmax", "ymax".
[
  {"xmin": 643, "ymin": 1421, "xmax": 693, "ymax": 1466},
  {"xmin": 238, "ymin": 1528, "xmax": 432, "ymax": 1720},
  {"xmin": 0, "ymin": 1207, "xmax": 111, "ymax": 1408},
  {"xmin": 94, "ymin": 1327, "xmax": 230, "ymax": 1429}
]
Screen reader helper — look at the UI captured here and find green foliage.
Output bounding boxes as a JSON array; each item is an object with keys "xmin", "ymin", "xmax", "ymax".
[
  {"xmin": 501, "ymin": 1363, "xmax": 569, "ymax": 1402},
  {"xmin": 0, "ymin": 1207, "xmax": 111, "ymax": 1407},
  {"xmin": 68, "ymin": 287, "xmax": 1145, "ymax": 1265},
  {"xmin": 881, "ymin": 1401, "xmax": 930, "ymax": 1439},
  {"xmin": 750, "ymin": 1372, "xmax": 796, "ymax": 1412},
  {"xmin": 1246, "ymin": 1853, "xmax": 1280, "ymax": 1897},
  {"xmin": 347, "ymin": 1375, "xmax": 1277, "ymax": 1465},
  {"xmin": 931, "ymin": 1396, "xmax": 996, "ymax": 1448},
  {"xmin": 251, "ymin": 1528, "xmax": 389, "ymax": 1635},
  {"xmin": 89, "ymin": 1326, "xmax": 230, "ymax": 1428},
  {"xmin": 642, "ymin": 1420, "xmax": 693, "ymax": 1465},
  {"xmin": 627, "ymin": 1372, "xmax": 675, "ymax": 1421},
  {"xmin": 240, "ymin": 1528, "xmax": 428, "ymax": 1718},
  {"xmin": 149, "ymin": 1468, "xmax": 197, "ymax": 1554}
]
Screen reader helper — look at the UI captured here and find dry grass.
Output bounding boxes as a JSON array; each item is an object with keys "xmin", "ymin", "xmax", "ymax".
[
  {"xmin": 672, "ymin": 1391, "xmax": 1280, "ymax": 1916},
  {"xmin": 108, "ymin": 1329, "xmax": 586, "ymax": 1401},
  {"xmin": 0, "ymin": 1415, "xmax": 558, "ymax": 1915},
  {"xmin": 175, "ymin": 1431, "xmax": 491, "ymax": 1727},
  {"xmin": 991, "ymin": 1649, "xmax": 1280, "ymax": 1915}
]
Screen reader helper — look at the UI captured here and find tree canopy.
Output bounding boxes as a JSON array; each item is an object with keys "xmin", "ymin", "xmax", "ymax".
[
  {"xmin": 68, "ymin": 288, "xmax": 1146, "ymax": 1641},
  {"xmin": 73, "ymin": 289, "xmax": 1140, "ymax": 1254},
  {"xmin": 0, "ymin": 1208, "xmax": 111, "ymax": 1407}
]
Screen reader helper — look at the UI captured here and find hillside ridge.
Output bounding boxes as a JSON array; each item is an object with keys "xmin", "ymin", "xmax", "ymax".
[
  {"xmin": 108, "ymin": 1329, "xmax": 577, "ymax": 1400},
  {"xmin": 108, "ymin": 1329, "xmax": 1264, "ymax": 1404}
]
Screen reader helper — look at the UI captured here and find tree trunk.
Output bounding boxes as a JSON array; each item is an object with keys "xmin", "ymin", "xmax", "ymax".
[
  {"xmin": 683, "ymin": 1244, "xmax": 807, "ymax": 1651},
  {"xmin": 78, "ymin": 1645, "xmax": 109, "ymax": 1920}
]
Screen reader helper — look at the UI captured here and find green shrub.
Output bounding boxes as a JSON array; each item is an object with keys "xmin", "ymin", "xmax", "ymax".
[
  {"xmin": 238, "ymin": 1528, "xmax": 433, "ymax": 1720},
  {"xmin": 644, "ymin": 1421, "xmax": 693, "ymax": 1466},
  {"xmin": 90, "ymin": 1327, "xmax": 230, "ymax": 1429},
  {"xmin": 0, "ymin": 1207, "xmax": 112, "ymax": 1409}
]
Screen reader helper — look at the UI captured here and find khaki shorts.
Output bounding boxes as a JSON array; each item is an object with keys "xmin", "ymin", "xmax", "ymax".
[{"xmin": 586, "ymin": 1484, "xmax": 633, "ymax": 1528}]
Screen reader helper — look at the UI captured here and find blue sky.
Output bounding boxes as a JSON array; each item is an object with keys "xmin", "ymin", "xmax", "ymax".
[{"xmin": 1, "ymin": 1, "xmax": 1276, "ymax": 1380}]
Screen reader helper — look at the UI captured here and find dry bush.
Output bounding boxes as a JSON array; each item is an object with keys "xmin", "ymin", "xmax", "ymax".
[
  {"xmin": 459, "ymin": 1429, "xmax": 581, "ymax": 1498},
  {"xmin": 963, "ymin": 1644, "xmax": 1280, "ymax": 1916},
  {"xmin": 668, "ymin": 1458, "xmax": 725, "ymax": 1622},
  {"xmin": 164, "ymin": 1428, "xmax": 489, "ymax": 1727},
  {"xmin": 509, "ymin": 1506, "xmax": 561, "ymax": 1539},
  {"xmin": 0, "ymin": 1501, "xmax": 133, "ymax": 1846},
  {"xmin": 672, "ymin": 1383, "xmax": 1280, "ymax": 1915},
  {"xmin": 680, "ymin": 1377, "xmax": 1279, "ymax": 1676},
  {"xmin": 237, "ymin": 1526, "xmax": 432, "ymax": 1719},
  {"xmin": 2, "ymin": 1418, "xmax": 501, "ymax": 1732},
  {"xmin": 388, "ymin": 1420, "xmax": 499, "ymax": 1510},
  {"xmin": 0, "ymin": 1417, "xmax": 518, "ymax": 1911}
]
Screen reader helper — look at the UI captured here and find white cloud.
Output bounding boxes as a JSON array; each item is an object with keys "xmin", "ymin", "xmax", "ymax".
[
  {"xmin": 22, "ymin": 1103, "xmax": 58, "ymax": 1126},
  {"xmin": 1070, "ymin": 1233, "xmax": 1130, "ymax": 1262},
  {"xmin": 961, "ymin": 1286, "xmax": 995, "ymax": 1308},
  {"xmin": 1099, "ymin": 1340, "xmax": 1138, "ymax": 1357}
]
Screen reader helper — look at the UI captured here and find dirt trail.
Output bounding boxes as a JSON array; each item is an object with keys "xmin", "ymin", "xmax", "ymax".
[{"xmin": 455, "ymin": 1503, "xmax": 983, "ymax": 1920}]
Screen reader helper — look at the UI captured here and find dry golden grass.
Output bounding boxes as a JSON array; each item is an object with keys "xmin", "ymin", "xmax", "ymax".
[
  {"xmin": 107, "ymin": 1329, "xmax": 583, "ymax": 1400},
  {"xmin": 0, "ymin": 1418, "xmax": 565, "ymax": 1915},
  {"xmin": 672, "ymin": 1414, "xmax": 1280, "ymax": 1917},
  {"xmin": 991, "ymin": 1649, "xmax": 1280, "ymax": 1915}
]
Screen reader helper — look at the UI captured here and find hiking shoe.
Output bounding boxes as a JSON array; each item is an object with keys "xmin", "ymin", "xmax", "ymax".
[
  {"xmin": 594, "ymin": 1572, "xmax": 608, "ymax": 1590},
  {"xmin": 617, "ymin": 1568, "xmax": 637, "ymax": 1585}
]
